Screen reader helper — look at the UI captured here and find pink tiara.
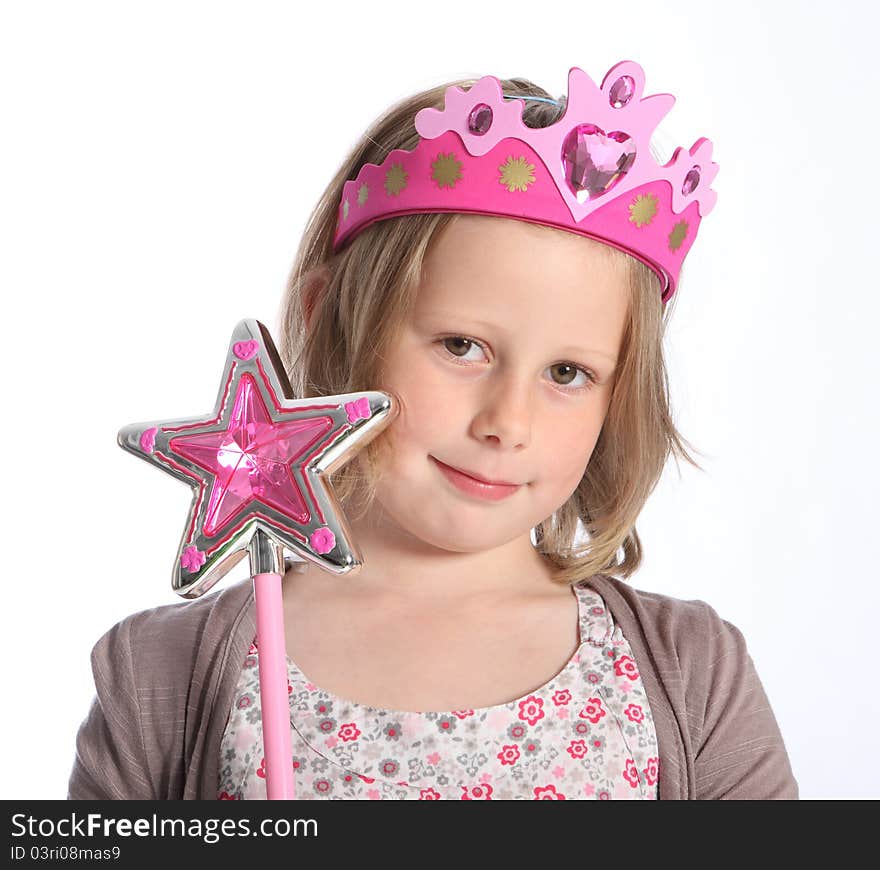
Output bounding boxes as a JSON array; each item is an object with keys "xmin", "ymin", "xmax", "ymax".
[{"xmin": 331, "ymin": 61, "xmax": 719, "ymax": 304}]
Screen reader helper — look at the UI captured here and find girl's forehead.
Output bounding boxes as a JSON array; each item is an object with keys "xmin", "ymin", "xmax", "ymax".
[
  {"xmin": 421, "ymin": 224, "xmax": 625, "ymax": 307},
  {"xmin": 415, "ymin": 220, "xmax": 630, "ymax": 357}
]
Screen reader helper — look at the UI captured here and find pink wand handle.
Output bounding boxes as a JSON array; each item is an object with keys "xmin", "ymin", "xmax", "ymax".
[{"xmin": 253, "ymin": 572, "xmax": 296, "ymax": 800}]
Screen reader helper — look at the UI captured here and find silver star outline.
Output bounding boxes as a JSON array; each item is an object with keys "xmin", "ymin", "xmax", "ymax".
[{"xmin": 117, "ymin": 318, "xmax": 397, "ymax": 599}]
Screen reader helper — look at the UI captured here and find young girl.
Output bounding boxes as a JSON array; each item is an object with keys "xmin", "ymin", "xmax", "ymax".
[{"xmin": 68, "ymin": 62, "xmax": 798, "ymax": 800}]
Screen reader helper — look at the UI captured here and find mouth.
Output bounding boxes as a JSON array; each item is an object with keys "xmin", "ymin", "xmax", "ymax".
[{"xmin": 429, "ymin": 456, "xmax": 525, "ymax": 500}]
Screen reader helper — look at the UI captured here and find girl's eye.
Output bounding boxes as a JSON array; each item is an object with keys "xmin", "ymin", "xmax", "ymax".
[{"xmin": 437, "ymin": 336, "xmax": 598, "ymax": 393}]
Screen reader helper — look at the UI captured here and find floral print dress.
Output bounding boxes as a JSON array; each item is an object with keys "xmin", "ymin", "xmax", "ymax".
[{"xmin": 218, "ymin": 579, "xmax": 659, "ymax": 800}]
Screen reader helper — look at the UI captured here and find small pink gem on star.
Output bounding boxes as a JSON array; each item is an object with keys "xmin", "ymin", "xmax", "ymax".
[
  {"xmin": 140, "ymin": 427, "xmax": 158, "ymax": 453},
  {"xmin": 181, "ymin": 544, "xmax": 206, "ymax": 573},
  {"xmin": 310, "ymin": 526, "xmax": 336, "ymax": 554},
  {"xmin": 233, "ymin": 340, "xmax": 259, "ymax": 360},
  {"xmin": 345, "ymin": 396, "xmax": 371, "ymax": 423}
]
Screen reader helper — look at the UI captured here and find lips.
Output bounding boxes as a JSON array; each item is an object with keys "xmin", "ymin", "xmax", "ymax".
[{"xmin": 431, "ymin": 456, "xmax": 521, "ymax": 486}]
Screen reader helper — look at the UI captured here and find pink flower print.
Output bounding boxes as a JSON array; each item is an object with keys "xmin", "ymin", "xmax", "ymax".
[
  {"xmin": 566, "ymin": 739, "xmax": 589, "ymax": 760},
  {"xmin": 534, "ymin": 784, "xmax": 566, "ymax": 800},
  {"xmin": 338, "ymin": 723, "xmax": 361, "ymax": 743},
  {"xmin": 426, "ymin": 751, "xmax": 441, "ymax": 766},
  {"xmin": 435, "ymin": 715, "xmax": 458, "ymax": 734},
  {"xmin": 256, "ymin": 757, "xmax": 266, "ymax": 779},
  {"xmin": 644, "ymin": 756, "xmax": 660, "ymax": 786},
  {"xmin": 236, "ymin": 694, "xmax": 252, "ymax": 710},
  {"xmin": 552, "ymin": 765, "xmax": 565, "ymax": 779},
  {"xmin": 522, "ymin": 737, "xmax": 541, "ymax": 757},
  {"xmin": 623, "ymin": 758, "xmax": 641, "ymax": 788},
  {"xmin": 420, "ymin": 787, "xmax": 442, "ymax": 800},
  {"xmin": 345, "ymin": 396, "xmax": 372, "ymax": 424},
  {"xmin": 598, "ymin": 790, "xmax": 611, "ymax": 800},
  {"xmin": 578, "ymin": 696, "xmax": 607, "ymax": 724},
  {"xmin": 461, "ymin": 784, "xmax": 493, "ymax": 800},
  {"xmin": 380, "ymin": 759, "xmax": 400, "ymax": 778},
  {"xmin": 507, "ymin": 722, "xmax": 528, "ymax": 740},
  {"xmin": 384, "ymin": 722, "xmax": 403, "ymax": 739},
  {"xmin": 310, "ymin": 526, "xmax": 336, "ymax": 554},
  {"xmin": 218, "ymin": 791, "xmax": 238, "ymax": 800},
  {"xmin": 614, "ymin": 654, "xmax": 640, "ymax": 680},
  {"xmin": 314, "ymin": 778, "xmax": 332, "ymax": 796},
  {"xmin": 497, "ymin": 744, "xmax": 521, "ymax": 766},
  {"xmin": 624, "ymin": 703, "xmax": 644, "ymax": 724},
  {"xmin": 552, "ymin": 688, "xmax": 572, "ymax": 706},
  {"xmin": 452, "ymin": 709, "xmax": 475, "ymax": 719},
  {"xmin": 139, "ymin": 427, "xmax": 157, "ymax": 453},
  {"xmin": 247, "ymin": 641, "xmax": 257, "ymax": 655},
  {"xmin": 584, "ymin": 783, "xmax": 596, "ymax": 797},
  {"xmin": 180, "ymin": 544, "xmax": 206, "ymax": 573},
  {"xmin": 590, "ymin": 605, "xmax": 605, "ymax": 616},
  {"xmin": 518, "ymin": 694, "xmax": 545, "ymax": 725},
  {"xmin": 367, "ymin": 789, "xmax": 381, "ymax": 800},
  {"xmin": 324, "ymin": 736, "xmax": 338, "ymax": 749}
]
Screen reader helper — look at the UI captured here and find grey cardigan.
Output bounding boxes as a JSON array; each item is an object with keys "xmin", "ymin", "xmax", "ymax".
[{"xmin": 67, "ymin": 574, "xmax": 799, "ymax": 800}]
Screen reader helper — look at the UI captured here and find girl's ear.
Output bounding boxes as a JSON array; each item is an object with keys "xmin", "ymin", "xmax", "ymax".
[{"xmin": 302, "ymin": 264, "xmax": 332, "ymax": 332}]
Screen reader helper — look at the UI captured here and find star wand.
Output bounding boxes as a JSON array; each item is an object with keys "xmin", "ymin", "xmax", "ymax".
[{"xmin": 117, "ymin": 319, "xmax": 397, "ymax": 799}]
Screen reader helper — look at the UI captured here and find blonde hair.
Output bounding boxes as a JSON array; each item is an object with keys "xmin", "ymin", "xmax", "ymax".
[{"xmin": 278, "ymin": 75, "xmax": 706, "ymax": 587}]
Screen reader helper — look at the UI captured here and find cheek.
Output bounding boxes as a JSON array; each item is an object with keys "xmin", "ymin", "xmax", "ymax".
[
  {"xmin": 538, "ymin": 416, "xmax": 603, "ymax": 483},
  {"xmin": 381, "ymin": 355, "xmax": 457, "ymax": 447}
]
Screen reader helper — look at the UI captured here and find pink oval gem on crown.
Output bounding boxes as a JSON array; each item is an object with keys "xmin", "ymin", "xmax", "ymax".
[
  {"xmin": 561, "ymin": 124, "xmax": 637, "ymax": 203},
  {"xmin": 467, "ymin": 102, "xmax": 493, "ymax": 135},
  {"xmin": 609, "ymin": 75, "xmax": 635, "ymax": 108},
  {"xmin": 682, "ymin": 166, "xmax": 701, "ymax": 195}
]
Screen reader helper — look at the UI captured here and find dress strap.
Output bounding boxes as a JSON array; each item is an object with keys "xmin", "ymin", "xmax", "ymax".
[{"xmin": 573, "ymin": 580, "xmax": 616, "ymax": 647}]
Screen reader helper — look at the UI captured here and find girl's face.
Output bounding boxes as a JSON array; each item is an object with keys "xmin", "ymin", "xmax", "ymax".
[{"xmin": 369, "ymin": 214, "xmax": 630, "ymax": 561}]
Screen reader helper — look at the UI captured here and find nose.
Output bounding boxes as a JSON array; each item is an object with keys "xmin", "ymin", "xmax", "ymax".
[{"xmin": 470, "ymin": 366, "xmax": 533, "ymax": 449}]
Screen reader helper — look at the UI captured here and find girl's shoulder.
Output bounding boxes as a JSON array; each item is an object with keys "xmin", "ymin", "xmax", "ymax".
[
  {"xmin": 582, "ymin": 572, "xmax": 735, "ymax": 645},
  {"xmin": 69, "ymin": 577, "xmax": 256, "ymax": 800},
  {"xmin": 582, "ymin": 572, "xmax": 759, "ymax": 702},
  {"xmin": 88, "ymin": 576, "xmax": 255, "ymax": 689}
]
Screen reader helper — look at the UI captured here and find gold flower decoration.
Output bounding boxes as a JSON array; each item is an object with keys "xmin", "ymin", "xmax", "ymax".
[
  {"xmin": 498, "ymin": 155, "xmax": 535, "ymax": 193},
  {"xmin": 431, "ymin": 152, "xmax": 463, "ymax": 189},
  {"xmin": 668, "ymin": 220, "xmax": 688, "ymax": 252},
  {"xmin": 384, "ymin": 163, "xmax": 408, "ymax": 196},
  {"xmin": 628, "ymin": 193, "xmax": 659, "ymax": 227},
  {"xmin": 357, "ymin": 183, "xmax": 369, "ymax": 206}
]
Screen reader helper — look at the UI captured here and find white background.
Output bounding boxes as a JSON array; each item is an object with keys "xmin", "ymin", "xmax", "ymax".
[{"xmin": 2, "ymin": 0, "xmax": 876, "ymax": 800}]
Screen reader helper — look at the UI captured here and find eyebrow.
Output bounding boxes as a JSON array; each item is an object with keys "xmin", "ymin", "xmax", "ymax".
[{"xmin": 421, "ymin": 313, "xmax": 619, "ymax": 365}]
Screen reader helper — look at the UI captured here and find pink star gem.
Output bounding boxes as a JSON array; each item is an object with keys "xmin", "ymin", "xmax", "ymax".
[{"xmin": 168, "ymin": 373, "xmax": 332, "ymax": 536}]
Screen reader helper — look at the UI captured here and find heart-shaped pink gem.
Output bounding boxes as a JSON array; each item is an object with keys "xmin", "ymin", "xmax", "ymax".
[
  {"xmin": 561, "ymin": 124, "xmax": 636, "ymax": 203},
  {"xmin": 233, "ymin": 340, "xmax": 259, "ymax": 360}
]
